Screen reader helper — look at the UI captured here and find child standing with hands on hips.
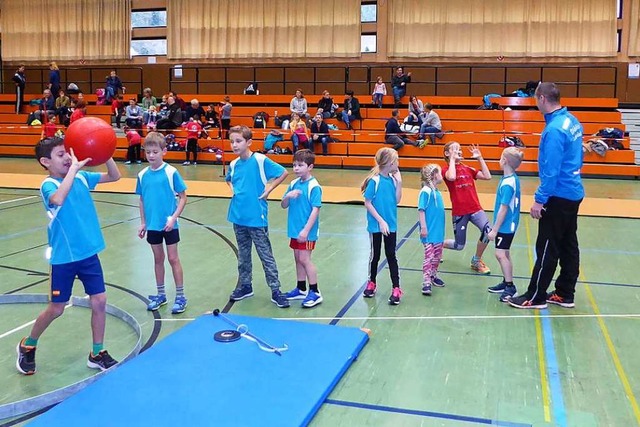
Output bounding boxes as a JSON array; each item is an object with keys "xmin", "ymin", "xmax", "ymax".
[
  {"xmin": 442, "ymin": 142, "xmax": 493, "ymax": 274},
  {"xmin": 361, "ymin": 147, "xmax": 403, "ymax": 305},
  {"xmin": 136, "ymin": 132, "xmax": 189, "ymax": 314},
  {"xmin": 226, "ymin": 125, "xmax": 290, "ymax": 308},
  {"xmin": 418, "ymin": 164, "xmax": 446, "ymax": 296},
  {"xmin": 487, "ymin": 147, "xmax": 524, "ymax": 302},
  {"xmin": 281, "ymin": 149, "xmax": 323, "ymax": 308}
]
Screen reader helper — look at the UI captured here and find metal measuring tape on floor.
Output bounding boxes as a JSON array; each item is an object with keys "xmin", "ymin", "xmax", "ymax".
[{"xmin": 214, "ymin": 329, "xmax": 241, "ymax": 342}]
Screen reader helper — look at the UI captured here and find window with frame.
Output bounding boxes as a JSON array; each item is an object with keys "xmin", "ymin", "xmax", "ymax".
[
  {"xmin": 361, "ymin": 34, "xmax": 377, "ymax": 53},
  {"xmin": 131, "ymin": 10, "xmax": 167, "ymax": 28},
  {"xmin": 131, "ymin": 39, "xmax": 167, "ymax": 56},
  {"xmin": 361, "ymin": 3, "xmax": 377, "ymax": 23}
]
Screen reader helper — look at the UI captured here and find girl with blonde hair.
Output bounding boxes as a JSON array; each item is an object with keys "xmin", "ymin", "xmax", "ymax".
[
  {"xmin": 418, "ymin": 164, "xmax": 446, "ymax": 296},
  {"xmin": 361, "ymin": 148, "xmax": 404, "ymax": 305}
]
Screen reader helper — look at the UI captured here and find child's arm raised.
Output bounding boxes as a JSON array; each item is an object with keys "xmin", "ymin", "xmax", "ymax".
[
  {"xmin": 164, "ymin": 191, "xmax": 187, "ymax": 231},
  {"xmin": 281, "ymin": 188, "xmax": 300, "ymax": 208},
  {"xmin": 98, "ymin": 158, "xmax": 121, "ymax": 183},
  {"xmin": 470, "ymin": 144, "xmax": 491, "ymax": 180},
  {"xmin": 48, "ymin": 148, "xmax": 92, "ymax": 206},
  {"xmin": 259, "ymin": 169, "xmax": 288, "ymax": 200}
]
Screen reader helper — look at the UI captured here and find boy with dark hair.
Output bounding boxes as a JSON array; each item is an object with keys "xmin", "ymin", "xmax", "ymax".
[
  {"xmin": 226, "ymin": 125, "xmax": 290, "ymax": 308},
  {"xmin": 282, "ymin": 149, "xmax": 323, "ymax": 308},
  {"xmin": 17, "ymin": 137, "xmax": 121, "ymax": 375},
  {"xmin": 136, "ymin": 132, "xmax": 189, "ymax": 314}
]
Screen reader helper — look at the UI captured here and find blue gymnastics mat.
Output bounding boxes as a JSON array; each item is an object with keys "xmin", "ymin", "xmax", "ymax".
[{"xmin": 28, "ymin": 313, "xmax": 369, "ymax": 427}]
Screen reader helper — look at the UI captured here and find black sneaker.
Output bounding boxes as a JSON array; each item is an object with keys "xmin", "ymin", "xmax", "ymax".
[
  {"xmin": 546, "ymin": 291, "xmax": 575, "ymax": 308},
  {"xmin": 87, "ymin": 350, "xmax": 119, "ymax": 371},
  {"xmin": 431, "ymin": 277, "xmax": 446, "ymax": 287},
  {"xmin": 16, "ymin": 337, "xmax": 36, "ymax": 375},
  {"xmin": 487, "ymin": 281, "xmax": 507, "ymax": 294},
  {"xmin": 508, "ymin": 294, "xmax": 547, "ymax": 309},
  {"xmin": 499, "ymin": 285, "xmax": 517, "ymax": 302},
  {"xmin": 271, "ymin": 290, "xmax": 290, "ymax": 308}
]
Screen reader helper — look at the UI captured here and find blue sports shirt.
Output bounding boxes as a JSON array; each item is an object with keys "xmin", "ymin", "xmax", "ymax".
[
  {"xmin": 136, "ymin": 163, "xmax": 187, "ymax": 232},
  {"xmin": 535, "ymin": 107, "xmax": 585, "ymax": 204},
  {"xmin": 364, "ymin": 175, "xmax": 398, "ymax": 233},
  {"xmin": 226, "ymin": 153, "xmax": 286, "ymax": 227},
  {"xmin": 418, "ymin": 186, "xmax": 445, "ymax": 244},
  {"xmin": 284, "ymin": 177, "xmax": 322, "ymax": 241},
  {"xmin": 493, "ymin": 174, "xmax": 521, "ymax": 234},
  {"xmin": 40, "ymin": 171, "xmax": 104, "ymax": 265}
]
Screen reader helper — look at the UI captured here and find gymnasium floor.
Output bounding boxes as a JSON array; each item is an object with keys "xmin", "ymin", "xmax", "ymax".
[{"xmin": 1, "ymin": 156, "xmax": 639, "ymax": 426}]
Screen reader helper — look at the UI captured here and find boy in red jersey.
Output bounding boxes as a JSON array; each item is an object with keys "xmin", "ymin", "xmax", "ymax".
[
  {"xmin": 442, "ymin": 141, "xmax": 493, "ymax": 274},
  {"xmin": 183, "ymin": 115, "xmax": 202, "ymax": 165}
]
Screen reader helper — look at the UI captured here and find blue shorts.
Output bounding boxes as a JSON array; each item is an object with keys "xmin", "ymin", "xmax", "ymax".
[{"xmin": 50, "ymin": 254, "xmax": 105, "ymax": 303}]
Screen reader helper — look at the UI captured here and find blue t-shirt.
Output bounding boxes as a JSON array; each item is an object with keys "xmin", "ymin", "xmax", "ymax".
[
  {"xmin": 364, "ymin": 175, "xmax": 398, "ymax": 233},
  {"xmin": 284, "ymin": 177, "xmax": 322, "ymax": 241},
  {"xmin": 226, "ymin": 153, "xmax": 286, "ymax": 227},
  {"xmin": 418, "ymin": 186, "xmax": 445, "ymax": 244},
  {"xmin": 40, "ymin": 171, "xmax": 104, "ymax": 265},
  {"xmin": 493, "ymin": 174, "xmax": 521, "ymax": 234},
  {"xmin": 135, "ymin": 163, "xmax": 187, "ymax": 232}
]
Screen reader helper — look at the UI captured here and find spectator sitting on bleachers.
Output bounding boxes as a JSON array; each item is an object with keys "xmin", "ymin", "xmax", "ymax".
[
  {"xmin": 158, "ymin": 94, "xmax": 169, "ymax": 117},
  {"xmin": 340, "ymin": 90, "xmax": 361, "ymax": 130},
  {"xmin": 125, "ymin": 98, "xmax": 143, "ymax": 129},
  {"xmin": 55, "ymin": 89, "xmax": 71, "ymax": 125},
  {"xmin": 185, "ymin": 99, "xmax": 205, "ymax": 123},
  {"xmin": 290, "ymin": 89, "xmax": 309, "ymax": 119},
  {"xmin": 141, "ymin": 88, "xmax": 157, "ymax": 110},
  {"xmin": 317, "ymin": 90, "xmax": 338, "ymax": 119},
  {"xmin": 105, "ymin": 70, "xmax": 125, "ymax": 103},
  {"xmin": 30, "ymin": 89, "xmax": 56, "ymax": 124},
  {"xmin": 385, "ymin": 109, "xmax": 414, "ymax": 150},
  {"xmin": 41, "ymin": 114, "xmax": 57, "ymax": 139},
  {"xmin": 69, "ymin": 100, "xmax": 86, "ymax": 124},
  {"xmin": 156, "ymin": 96, "xmax": 182, "ymax": 131},
  {"xmin": 310, "ymin": 113, "xmax": 330, "ymax": 156},
  {"xmin": 202, "ymin": 104, "xmax": 220, "ymax": 138},
  {"xmin": 290, "ymin": 112, "xmax": 309, "ymax": 152},
  {"xmin": 417, "ymin": 103, "xmax": 444, "ymax": 146},
  {"xmin": 146, "ymin": 105, "xmax": 158, "ymax": 130},
  {"xmin": 169, "ymin": 91, "xmax": 187, "ymax": 110},
  {"xmin": 407, "ymin": 95, "xmax": 425, "ymax": 126}
]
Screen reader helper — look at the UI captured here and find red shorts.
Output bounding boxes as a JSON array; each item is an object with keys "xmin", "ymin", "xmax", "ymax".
[{"xmin": 289, "ymin": 239, "xmax": 316, "ymax": 251}]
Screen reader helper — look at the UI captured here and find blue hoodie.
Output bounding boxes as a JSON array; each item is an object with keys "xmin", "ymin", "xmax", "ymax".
[{"xmin": 534, "ymin": 107, "xmax": 585, "ymax": 204}]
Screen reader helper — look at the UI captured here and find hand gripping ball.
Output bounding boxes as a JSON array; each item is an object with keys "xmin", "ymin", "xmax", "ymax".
[{"xmin": 64, "ymin": 117, "xmax": 117, "ymax": 166}]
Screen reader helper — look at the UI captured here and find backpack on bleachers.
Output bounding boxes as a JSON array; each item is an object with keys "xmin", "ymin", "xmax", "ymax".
[
  {"xmin": 499, "ymin": 136, "xmax": 525, "ymax": 148},
  {"xmin": 253, "ymin": 111, "xmax": 269, "ymax": 128}
]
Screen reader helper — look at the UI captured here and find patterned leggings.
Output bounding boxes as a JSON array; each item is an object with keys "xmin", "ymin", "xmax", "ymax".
[{"xmin": 422, "ymin": 242, "xmax": 444, "ymax": 285}]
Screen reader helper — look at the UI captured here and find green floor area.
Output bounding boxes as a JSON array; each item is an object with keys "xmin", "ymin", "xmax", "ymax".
[{"xmin": 1, "ymin": 188, "xmax": 640, "ymax": 426}]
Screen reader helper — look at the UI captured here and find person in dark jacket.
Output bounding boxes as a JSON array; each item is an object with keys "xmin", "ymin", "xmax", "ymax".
[
  {"xmin": 12, "ymin": 65, "xmax": 26, "ymax": 114},
  {"xmin": 105, "ymin": 70, "xmax": 125, "ymax": 103},
  {"xmin": 48, "ymin": 62, "xmax": 61, "ymax": 100},
  {"xmin": 509, "ymin": 82, "xmax": 584, "ymax": 310},
  {"xmin": 310, "ymin": 113, "xmax": 330, "ymax": 155},
  {"xmin": 391, "ymin": 66, "xmax": 412, "ymax": 108},
  {"xmin": 340, "ymin": 90, "xmax": 361, "ymax": 130},
  {"xmin": 385, "ymin": 109, "xmax": 414, "ymax": 150},
  {"xmin": 156, "ymin": 97, "xmax": 183, "ymax": 130},
  {"xmin": 317, "ymin": 90, "xmax": 337, "ymax": 118}
]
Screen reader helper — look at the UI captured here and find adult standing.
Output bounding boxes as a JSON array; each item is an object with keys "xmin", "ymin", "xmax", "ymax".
[
  {"xmin": 391, "ymin": 66, "xmax": 411, "ymax": 108},
  {"xmin": 48, "ymin": 62, "xmax": 61, "ymax": 100},
  {"xmin": 12, "ymin": 65, "xmax": 26, "ymax": 114},
  {"xmin": 509, "ymin": 82, "xmax": 584, "ymax": 310}
]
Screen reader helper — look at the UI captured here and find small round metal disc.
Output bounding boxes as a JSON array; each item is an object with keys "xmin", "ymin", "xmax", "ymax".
[{"xmin": 214, "ymin": 329, "xmax": 241, "ymax": 342}]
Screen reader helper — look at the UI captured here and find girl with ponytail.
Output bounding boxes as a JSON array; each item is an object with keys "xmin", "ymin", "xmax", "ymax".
[{"xmin": 418, "ymin": 164, "xmax": 446, "ymax": 296}]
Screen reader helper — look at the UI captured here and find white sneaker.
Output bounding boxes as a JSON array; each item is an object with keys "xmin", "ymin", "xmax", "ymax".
[
  {"xmin": 124, "ymin": 161, "xmax": 131, "ymax": 165},
  {"xmin": 182, "ymin": 161, "xmax": 190, "ymax": 166}
]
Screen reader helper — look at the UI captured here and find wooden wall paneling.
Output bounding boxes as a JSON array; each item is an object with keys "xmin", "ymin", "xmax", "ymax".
[
  {"xmin": 227, "ymin": 68, "xmax": 254, "ymax": 82},
  {"xmin": 227, "ymin": 82, "xmax": 248, "ymax": 94},
  {"xmin": 198, "ymin": 68, "xmax": 225, "ymax": 82},
  {"xmin": 316, "ymin": 67, "xmax": 345, "ymax": 82},
  {"xmin": 556, "ymin": 83, "xmax": 578, "ymax": 97},
  {"xmin": 579, "ymin": 85, "xmax": 616, "ymax": 98},
  {"xmin": 371, "ymin": 67, "xmax": 392, "ymax": 82},
  {"xmin": 285, "ymin": 82, "xmax": 315, "ymax": 95},
  {"xmin": 437, "ymin": 83, "xmax": 471, "ymax": 96},
  {"xmin": 348, "ymin": 67, "xmax": 368, "ymax": 82},
  {"xmin": 471, "ymin": 84, "xmax": 504, "ymax": 97},
  {"xmin": 409, "ymin": 67, "xmax": 436, "ymax": 83},
  {"xmin": 437, "ymin": 67, "xmax": 470, "ymax": 83},
  {"xmin": 579, "ymin": 67, "xmax": 616, "ymax": 83},
  {"xmin": 198, "ymin": 83, "xmax": 226, "ymax": 95},
  {"xmin": 317, "ymin": 82, "xmax": 347, "ymax": 96},
  {"xmin": 472, "ymin": 67, "xmax": 504, "ymax": 83},
  {"xmin": 259, "ymin": 82, "xmax": 285, "ymax": 95},
  {"xmin": 409, "ymin": 83, "xmax": 436, "ymax": 97},
  {"xmin": 506, "ymin": 67, "xmax": 542, "ymax": 84},
  {"xmin": 286, "ymin": 67, "xmax": 315, "ymax": 83},
  {"xmin": 256, "ymin": 67, "xmax": 284, "ymax": 82},
  {"xmin": 348, "ymin": 82, "xmax": 369, "ymax": 94},
  {"xmin": 543, "ymin": 67, "xmax": 578, "ymax": 83},
  {"xmin": 170, "ymin": 82, "xmax": 197, "ymax": 95}
]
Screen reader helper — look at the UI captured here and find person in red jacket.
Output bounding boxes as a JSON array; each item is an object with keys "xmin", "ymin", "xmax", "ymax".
[{"xmin": 183, "ymin": 116, "xmax": 202, "ymax": 165}]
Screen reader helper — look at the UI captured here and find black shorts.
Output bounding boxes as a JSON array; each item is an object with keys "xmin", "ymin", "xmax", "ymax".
[
  {"xmin": 147, "ymin": 229, "xmax": 180, "ymax": 245},
  {"xmin": 494, "ymin": 232, "xmax": 515, "ymax": 250}
]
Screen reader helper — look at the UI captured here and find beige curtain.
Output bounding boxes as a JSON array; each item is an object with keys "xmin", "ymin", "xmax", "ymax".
[
  {"xmin": 389, "ymin": 0, "xmax": 617, "ymax": 57},
  {"xmin": 630, "ymin": 0, "xmax": 640, "ymax": 56},
  {"xmin": 0, "ymin": 0, "xmax": 130, "ymax": 61},
  {"xmin": 167, "ymin": 0, "xmax": 360, "ymax": 59}
]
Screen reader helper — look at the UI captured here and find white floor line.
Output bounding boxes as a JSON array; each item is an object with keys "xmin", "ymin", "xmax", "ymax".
[
  {"xmin": 0, "ymin": 302, "xmax": 72, "ymax": 340},
  {"xmin": 154, "ymin": 318, "xmax": 196, "ymax": 322},
  {"xmin": 0, "ymin": 195, "xmax": 37, "ymax": 205},
  {"xmin": 279, "ymin": 313, "xmax": 640, "ymax": 321}
]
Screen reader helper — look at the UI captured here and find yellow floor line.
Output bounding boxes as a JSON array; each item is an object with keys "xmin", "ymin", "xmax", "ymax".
[
  {"xmin": 526, "ymin": 217, "xmax": 553, "ymax": 423},
  {"xmin": 584, "ymin": 279, "xmax": 640, "ymax": 426},
  {"xmin": 1, "ymin": 172, "xmax": 640, "ymax": 218}
]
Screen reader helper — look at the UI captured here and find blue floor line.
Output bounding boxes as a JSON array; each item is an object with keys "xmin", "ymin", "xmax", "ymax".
[
  {"xmin": 329, "ymin": 222, "xmax": 419, "ymax": 326},
  {"xmin": 396, "ymin": 267, "xmax": 640, "ymax": 289},
  {"xmin": 540, "ymin": 309, "xmax": 568, "ymax": 427},
  {"xmin": 324, "ymin": 398, "xmax": 532, "ymax": 427}
]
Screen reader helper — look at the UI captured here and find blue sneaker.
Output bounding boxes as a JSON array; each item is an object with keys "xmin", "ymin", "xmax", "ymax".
[
  {"xmin": 499, "ymin": 285, "xmax": 517, "ymax": 303},
  {"xmin": 488, "ymin": 282, "xmax": 507, "ymax": 294},
  {"xmin": 302, "ymin": 291, "xmax": 323, "ymax": 308},
  {"xmin": 285, "ymin": 288, "xmax": 308, "ymax": 300},
  {"xmin": 147, "ymin": 294, "xmax": 167, "ymax": 311},
  {"xmin": 271, "ymin": 290, "xmax": 290, "ymax": 308},
  {"xmin": 431, "ymin": 277, "xmax": 445, "ymax": 287},
  {"xmin": 230, "ymin": 285, "xmax": 254, "ymax": 301},
  {"xmin": 171, "ymin": 296, "xmax": 188, "ymax": 314},
  {"xmin": 422, "ymin": 284, "xmax": 432, "ymax": 296}
]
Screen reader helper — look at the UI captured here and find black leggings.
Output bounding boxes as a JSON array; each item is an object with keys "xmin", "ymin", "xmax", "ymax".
[
  {"xmin": 186, "ymin": 138, "xmax": 198, "ymax": 162},
  {"xmin": 368, "ymin": 232, "xmax": 400, "ymax": 287},
  {"xmin": 127, "ymin": 143, "xmax": 141, "ymax": 162}
]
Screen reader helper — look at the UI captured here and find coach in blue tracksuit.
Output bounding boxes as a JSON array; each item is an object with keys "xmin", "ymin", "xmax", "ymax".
[{"xmin": 509, "ymin": 82, "xmax": 584, "ymax": 310}]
